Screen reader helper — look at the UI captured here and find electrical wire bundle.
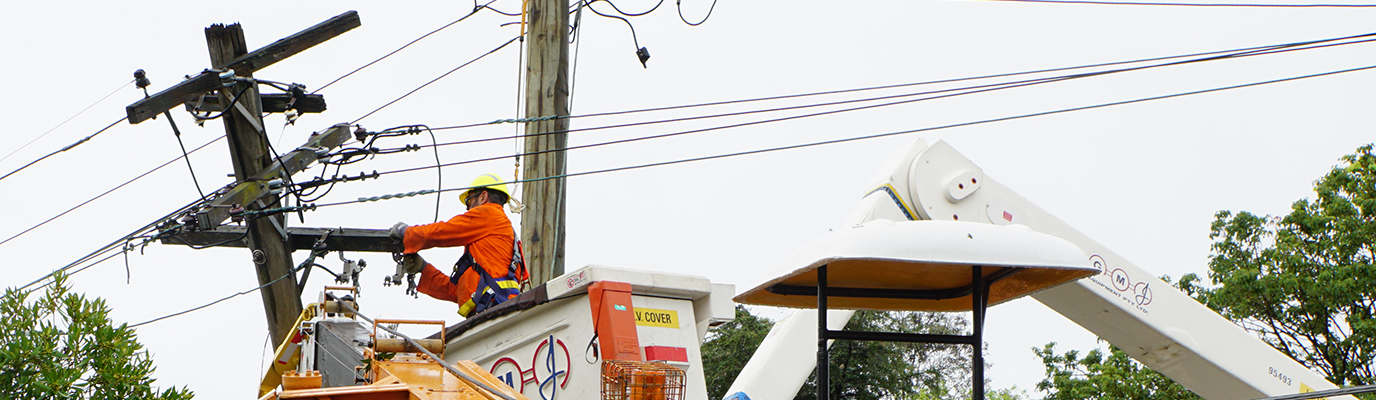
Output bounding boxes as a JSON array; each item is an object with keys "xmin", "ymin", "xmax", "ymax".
[{"xmin": 7, "ymin": 15, "xmax": 1376, "ymax": 329}]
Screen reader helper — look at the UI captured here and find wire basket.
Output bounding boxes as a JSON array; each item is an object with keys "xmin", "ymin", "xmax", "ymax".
[{"xmin": 601, "ymin": 360, "xmax": 686, "ymax": 400}]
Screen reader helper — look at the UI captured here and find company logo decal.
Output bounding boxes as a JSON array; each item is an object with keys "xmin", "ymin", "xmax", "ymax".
[
  {"xmin": 491, "ymin": 335, "xmax": 571, "ymax": 399},
  {"xmin": 1086, "ymin": 254, "xmax": 1152, "ymax": 314}
]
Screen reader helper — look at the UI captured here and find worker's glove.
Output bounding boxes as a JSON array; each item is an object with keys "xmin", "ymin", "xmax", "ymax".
[
  {"xmin": 401, "ymin": 253, "xmax": 426, "ymax": 274},
  {"xmin": 388, "ymin": 222, "xmax": 408, "ymax": 244}
]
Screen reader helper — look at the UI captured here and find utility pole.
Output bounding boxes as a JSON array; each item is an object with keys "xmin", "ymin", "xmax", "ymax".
[
  {"xmin": 521, "ymin": 0, "xmax": 571, "ymax": 286},
  {"xmin": 126, "ymin": 12, "xmax": 361, "ymax": 348},
  {"xmin": 204, "ymin": 23, "xmax": 304, "ymax": 348}
]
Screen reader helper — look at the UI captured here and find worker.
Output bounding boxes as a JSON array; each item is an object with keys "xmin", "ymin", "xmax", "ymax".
[{"xmin": 389, "ymin": 173, "xmax": 528, "ymax": 318}]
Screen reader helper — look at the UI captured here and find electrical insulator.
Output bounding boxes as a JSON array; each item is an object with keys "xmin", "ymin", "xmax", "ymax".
[{"xmin": 134, "ymin": 69, "xmax": 151, "ymax": 89}]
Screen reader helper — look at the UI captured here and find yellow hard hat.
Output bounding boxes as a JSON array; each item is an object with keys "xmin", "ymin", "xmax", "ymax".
[{"xmin": 460, "ymin": 172, "xmax": 511, "ymax": 203}]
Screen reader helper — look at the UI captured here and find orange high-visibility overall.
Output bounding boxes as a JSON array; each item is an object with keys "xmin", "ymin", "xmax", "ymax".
[{"xmin": 405, "ymin": 203, "xmax": 518, "ymax": 317}]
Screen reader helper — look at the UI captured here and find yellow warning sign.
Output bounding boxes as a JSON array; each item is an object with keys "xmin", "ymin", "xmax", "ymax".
[{"xmin": 634, "ymin": 307, "xmax": 679, "ymax": 328}]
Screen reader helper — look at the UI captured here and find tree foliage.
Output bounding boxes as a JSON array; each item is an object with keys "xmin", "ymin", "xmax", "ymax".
[
  {"xmin": 795, "ymin": 310, "xmax": 973, "ymax": 400},
  {"xmin": 1035, "ymin": 342, "xmax": 1201, "ymax": 400},
  {"xmin": 1179, "ymin": 144, "xmax": 1376, "ymax": 390},
  {"xmin": 701, "ymin": 306, "xmax": 1021, "ymax": 400},
  {"xmin": 0, "ymin": 273, "xmax": 193, "ymax": 400},
  {"xmin": 701, "ymin": 305, "xmax": 775, "ymax": 399}
]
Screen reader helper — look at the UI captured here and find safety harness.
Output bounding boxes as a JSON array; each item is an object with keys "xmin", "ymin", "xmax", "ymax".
[{"xmin": 450, "ymin": 238, "xmax": 529, "ymax": 317}]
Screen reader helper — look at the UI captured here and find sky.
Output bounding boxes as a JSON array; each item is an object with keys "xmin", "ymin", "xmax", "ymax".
[{"xmin": 1, "ymin": 0, "xmax": 1374, "ymax": 398}]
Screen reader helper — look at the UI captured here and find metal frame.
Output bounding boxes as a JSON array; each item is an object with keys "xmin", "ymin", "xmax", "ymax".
[{"xmin": 806, "ymin": 264, "xmax": 994, "ymax": 400}]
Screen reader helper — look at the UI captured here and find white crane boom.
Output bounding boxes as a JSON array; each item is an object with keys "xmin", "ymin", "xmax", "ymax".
[{"xmin": 726, "ymin": 139, "xmax": 1352, "ymax": 400}]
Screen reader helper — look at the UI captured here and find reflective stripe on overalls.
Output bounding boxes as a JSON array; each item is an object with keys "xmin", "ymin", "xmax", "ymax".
[{"xmin": 453, "ymin": 239, "xmax": 524, "ymax": 318}]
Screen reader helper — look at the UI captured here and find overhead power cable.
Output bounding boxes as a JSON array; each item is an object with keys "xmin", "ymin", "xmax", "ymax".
[
  {"xmin": 0, "ymin": 135, "xmax": 227, "ymax": 249},
  {"xmin": 423, "ymin": 29, "xmax": 1376, "ymax": 135},
  {"xmin": 363, "ymin": 33, "xmax": 1376, "ymax": 175},
  {"xmin": 351, "ymin": 36, "xmax": 522, "ymax": 124},
  {"xmin": 971, "ymin": 0, "xmax": 1376, "ymax": 6},
  {"xmin": 313, "ymin": 0, "xmax": 502, "ymax": 94},
  {"xmin": 54, "ymin": 53, "xmax": 1371, "ymax": 292},
  {"xmin": 1, "ymin": 79, "xmax": 134, "ymax": 164},
  {"xmin": 677, "ymin": 0, "xmax": 719, "ymax": 25},
  {"xmin": 594, "ymin": 0, "xmax": 666, "ymax": 16},
  {"xmin": 18, "ymin": 192, "xmax": 213, "ymax": 293},
  {"xmin": 129, "ymin": 259, "xmax": 295, "ymax": 328},
  {"xmin": 479, "ymin": 0, "xmax": 523, "ymax": 16},
  {"xmin": 0, "ymin": 117, "xmax": 127, "ymax": 183},
  {"xmin": 315, "ymin": 62, "xmax": 1376, "ymax": 208}
]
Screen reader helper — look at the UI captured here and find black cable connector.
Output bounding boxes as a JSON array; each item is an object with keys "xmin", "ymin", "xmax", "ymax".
[{"xmin": 636, "ymin": 47, "xmax": 651, "ymax": 68}]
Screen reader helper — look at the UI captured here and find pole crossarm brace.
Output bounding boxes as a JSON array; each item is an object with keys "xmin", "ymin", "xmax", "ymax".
[
  {"xmin": 124, "ymin": 10, "xmax": 360, "ymax": 124},
  {"xmin": 162, "ymin": 226, "xmax": 400, "ymax": 253},
  {"xmin": 193, "ymin": 123, "xmax": 352, "ymax": 229}
]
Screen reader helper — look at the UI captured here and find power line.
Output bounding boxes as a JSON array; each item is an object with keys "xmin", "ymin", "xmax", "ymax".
[
  {"xmin": 312, "ymin": 0, "xmax": 503, "ymax": 94},
  {"xmin": 594, "ymin": 0, "xmax": 666, "ymax": 16},
  {"xmin": 970, "ymin": 0, "xmax": 1376, "ymax": 6},
  {"xmin": 390, "ymin": 77, "xmax": 1069, "ymax": 175},
  {"xmin": 17, "ymin": 193, "xmax": 213, "ymax": 293},
  {"xmin": 36, "ymin": 44, "xmax": 1374, "ymax": 312},
  {"xmin": 677, "ymin": 0, "xmax": 719, "ymax": 25},
  {"xmin": 0, "ymin": 117, "xmax": 127, "ymax": 183},
  {"xmin": 128, "ymin": 260, "xmax": 296, "ymax": 328},
  {"xmin": 355, "ymin": 34, "xmax": 1376, "ymax": 178},
  {"xmin": 0, "ymin": 79, "xmax": 134, "ymax": 164},
  {"xmin": 316, "ymin": 62, "xmax": 1376, "ymax": 208},
  {"xmin": 422, "ymin": 29, "xmax": 1376, "ymax": 135},
  {"xmin": 351, "ymin": 36, "xmax": 522, "ymax": 124},
  {"xmin": 0, "ymin": 135, "xmax": 226, "ymax": 249}
]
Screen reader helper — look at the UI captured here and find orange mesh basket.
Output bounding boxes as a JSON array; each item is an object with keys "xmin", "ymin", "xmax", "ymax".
[{"xmin": 600, "ymin": 360, "xmax": 686, "ymax": 400}]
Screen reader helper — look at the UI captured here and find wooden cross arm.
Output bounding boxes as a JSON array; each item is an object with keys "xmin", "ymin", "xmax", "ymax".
[
  {"xmin": 217, "ymin": 11, "xmax": 362, "ymax": 72},
  {"xmin": 162, "ymin": 226, "xmax": 401, "ymax": 253},
  {"xmin": 125, "ymin": 11, "xmax": 360, "ymax": 124},
  {"xmin": 125, "ymin": 72, "xmax": 222, "ymax": 124}
]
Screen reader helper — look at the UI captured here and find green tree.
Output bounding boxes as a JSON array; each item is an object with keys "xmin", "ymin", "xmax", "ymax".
[
  {"xmin": 1035, "ymin": 342, "xmax": 1201, "ymax": 400},
  {"xmin": 0, "ymin": 273, "xmax": 193, "ymax": 400},
  {"xmin": 702, "ymin": 307, "xmax": 1022, "ymax": 400},
  {"xmin": 702, "ymin": 306, "xmax": 775, "ymax": 399},
  {"xmin": 1178, "ymin": 144, "xmax": 1376, "ymax": 390},
  {"xmin": 795, "ymin": 310, "xmax": 973, "ymax": 400}
]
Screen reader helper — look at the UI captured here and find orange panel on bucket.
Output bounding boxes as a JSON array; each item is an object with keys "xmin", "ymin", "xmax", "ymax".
[{"xmin": 590, "ymin": 281, "xmax": 642, "ymax": 361}]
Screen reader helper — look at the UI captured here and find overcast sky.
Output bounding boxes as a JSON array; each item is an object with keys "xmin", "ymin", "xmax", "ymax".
[{"xmin": 2, "ymin": 0, "xmax": 1374, "ymax": 398}]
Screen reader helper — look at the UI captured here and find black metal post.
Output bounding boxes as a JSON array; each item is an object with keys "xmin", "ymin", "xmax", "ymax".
[
  {"xmin": 972, "ymin": 266, "xmax": 987, "ymax": 400},
  {"xmin": 818, "ymin": 264, "xmax": 829, "ymax": 400},
  {"xmin": 802, "ymin": 264, "xmax": 997, "ymax": 400}
]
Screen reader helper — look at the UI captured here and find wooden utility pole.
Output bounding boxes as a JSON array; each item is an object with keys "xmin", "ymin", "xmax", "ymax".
[
  {"xmin": 521, "ymin": 0, "xmax": 571, "ymax": 286},
  {"xmin": 127, "ymin": 12, "xmax": 361, "ymax": 348},
  {"xmin": 205, "ymin": 23, "xmax": 302, "ymax": 347}
]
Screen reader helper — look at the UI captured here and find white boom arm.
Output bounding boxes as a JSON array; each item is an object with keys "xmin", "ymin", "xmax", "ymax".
[{"xmin": 726, "ymin": 139, "xmax": 1352, "ymax": 400}]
